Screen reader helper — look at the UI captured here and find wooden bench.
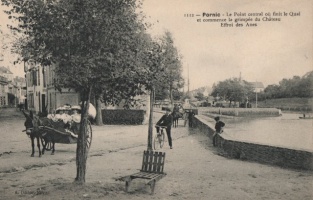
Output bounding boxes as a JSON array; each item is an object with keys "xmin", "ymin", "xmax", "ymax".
[{"xmin": 116, "ymin": 150, "xmax": 166, "ymax": 194}]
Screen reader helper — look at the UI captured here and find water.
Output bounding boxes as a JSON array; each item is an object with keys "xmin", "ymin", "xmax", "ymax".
[{"xmin": 220, "ymin": 113, "xmax": 313, "ymax": 151}]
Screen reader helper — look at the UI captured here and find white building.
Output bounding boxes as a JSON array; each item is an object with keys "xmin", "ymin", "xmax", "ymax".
[{"xmin": 249, "ymin": 82, "xmax": 265, "ymax": 93}]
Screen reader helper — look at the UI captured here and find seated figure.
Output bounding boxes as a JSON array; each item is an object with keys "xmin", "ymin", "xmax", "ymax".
[
  {"xmin": 69, "ymin": 105, "xmax": 82, "ymax": 135},
  {"xmin": 71, "ymin": 105, "xmax": 81, "ymax": 123},
  {"xmin": 47, "ymin": 110, "xmax": 56, "ymax": 121}
]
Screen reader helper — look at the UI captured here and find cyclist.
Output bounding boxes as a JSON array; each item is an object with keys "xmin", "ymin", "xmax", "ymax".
[{"xmin": 155, "ymin": 107, "xmax": 173, "ymax": 149}]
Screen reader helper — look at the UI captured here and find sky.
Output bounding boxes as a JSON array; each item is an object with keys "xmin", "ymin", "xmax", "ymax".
[
  {"xmin": 1, "ymin": 0, "xmax": 312, "ymax": 90},
  {"xmin": 0, "ymin": 3, "xmax": 23, "ymax": 77},
  {"xmin": 141, "ymin": 0, "xmax": 313, "ymax": 90}
]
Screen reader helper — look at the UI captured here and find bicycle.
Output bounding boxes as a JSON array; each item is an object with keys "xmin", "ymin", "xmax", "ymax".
[{"xmin": 154, "ymin": 125, "xmax": 167, "ymax": 150}]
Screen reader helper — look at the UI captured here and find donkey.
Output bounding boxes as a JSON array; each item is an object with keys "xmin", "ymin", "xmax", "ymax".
[
  {"xmin": 23, "ymin": 110, "xmax": 43, "ymax": 157},
  {"xmin": 171, "ymin": 111, "xmax": 184, "ymax": 128},
  {"xmin": 22, "ymin": 110, "xmax": 56, "ymax": 156},
  {"xmin": 171, "ymin": 104, "xmax": 185, "ymax": 128},
  {"xmin": 32, "ymin": 115, "xmax": 56, "ymax": 155}
]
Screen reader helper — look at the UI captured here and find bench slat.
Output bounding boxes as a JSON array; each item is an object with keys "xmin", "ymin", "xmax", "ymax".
[
  {"xmin": 148, "ymin": 151, "xmax": 154, "ymax": 171},
  {"xmin": 141, "ymin": 151, "xmax": 165, "ymax": 174},
  {"xmin": 156, "ymin": 152, "xmax": 165, "ymax": 173},
  {"xmin": 130, "ymin": 172, "xmax": 162, "ymax": 180}
]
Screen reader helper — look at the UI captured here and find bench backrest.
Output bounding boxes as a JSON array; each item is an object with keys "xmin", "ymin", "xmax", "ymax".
[{"xmin": 141, "ymin": 151, "xmax": 166, "ymax": 174}]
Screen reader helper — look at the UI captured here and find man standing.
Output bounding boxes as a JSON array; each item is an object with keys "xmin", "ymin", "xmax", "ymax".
[
  {"xmin": 213, "ymin": 116, "xmax": 225, "ymax": 147},
  {"xmin": 155, "ymin": 108, "xmax": 173, "ymax": 149},
  {"xmin": 188, "ymin": 110, "xmax": 195, "ymax": 127}
]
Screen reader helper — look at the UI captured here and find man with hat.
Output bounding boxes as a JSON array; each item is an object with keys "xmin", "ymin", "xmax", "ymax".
[
  {"xmin": 213, "ymin": 116, "xmax": 225, "ymax": 147},
  {"xmin": 155, "ymin": 107, "xmax": 173, "ymax": 149}
]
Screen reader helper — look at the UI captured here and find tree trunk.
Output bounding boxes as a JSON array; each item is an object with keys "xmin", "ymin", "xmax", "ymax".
[
  {"xmin": 169, "ymin": 85, "xmax": 173, "ymax": 106},
  {"xmin": 147, "ymin": 88, "xmax": 154, "ymax": 151},
  {"xmin": 75, "ymin": 88, "xmax": 91, "ymax": 183},
  {"xmin": 95, "ymin": 97, "xmax": 103, "ymax": 126}
]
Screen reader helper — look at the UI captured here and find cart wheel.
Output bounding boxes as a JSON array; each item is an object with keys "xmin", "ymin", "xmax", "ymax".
[
  {"xmin": 86, "ymin": 120, "xmax": 92, "ymax": 150},
  {"xmin": 41, "ymin": 138, "xmax": 53, "ymax": 151}
]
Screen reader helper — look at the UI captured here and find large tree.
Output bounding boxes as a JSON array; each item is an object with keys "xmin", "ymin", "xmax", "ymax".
[
  {"xmin": 2, "ymin": 0, "xmax": 152, "ymax": 183},
  {"xmin": 211, "ymin": 78, "xmax": 254, "ymax": 107}
]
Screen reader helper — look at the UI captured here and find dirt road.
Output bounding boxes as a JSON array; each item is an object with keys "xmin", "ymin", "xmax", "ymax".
[{"xmin": 0, "ymin": 108, "xmax": 312, "ymax": 200}]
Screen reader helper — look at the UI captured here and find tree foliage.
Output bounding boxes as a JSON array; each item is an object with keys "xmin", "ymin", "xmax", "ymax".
[
  {"xmin": 211, "ymin": 78, "xmax": 254, "ymax": 106},
  {"xmin": 263, "ymin": 71, "xmax": 313, "ymax": 99},
  {"xmin": 153, "ymin": 31, "xmax": 184, "ymax": 104},
  {"xmin": 194, "ymin": 92, "xmax": 205, "ymax": 101}
]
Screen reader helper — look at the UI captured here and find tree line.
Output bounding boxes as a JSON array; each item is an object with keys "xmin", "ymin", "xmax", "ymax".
[
  {"xmin": 208, "ymin": 71, "xmax": 313, "ymax": 107},
  {"xmin": 261, "ymin": 71, "xmax": 313, "ymax": 100}
]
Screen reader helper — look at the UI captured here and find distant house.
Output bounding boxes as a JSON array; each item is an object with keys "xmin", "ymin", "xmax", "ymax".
[
  {"xmin": 249, "ymin": 82, "xmax": 264, "ymax": 93},
  {"xmin": 0, "ymin": 66, "xmax": 14, "ymax": 81},
  {"xmin": 0, "ymin": 75, "xmax": 8, "ymax": 106},
  {"xmin": 0, "ymin": 66, "xmax": 26, "ymax": 107},
  {"xmin": 12, "ymin": 76, "xmax": 27, "ymax": 105}
]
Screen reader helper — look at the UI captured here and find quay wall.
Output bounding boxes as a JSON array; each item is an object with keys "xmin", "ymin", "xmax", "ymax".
[{"xmin": 193, "ymin": 115, "xmax": 313, "ymax": 171}]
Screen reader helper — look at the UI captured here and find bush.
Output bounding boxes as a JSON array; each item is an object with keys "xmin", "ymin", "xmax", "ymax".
[{"xmin": 102, "ymin": 109, "xmax": 145, "ymax": 125}]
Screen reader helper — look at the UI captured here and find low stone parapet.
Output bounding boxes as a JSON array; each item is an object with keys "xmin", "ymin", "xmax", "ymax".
[{"xmin": 193, "ymin": 115, "xmax": 313, "ymax": 171}]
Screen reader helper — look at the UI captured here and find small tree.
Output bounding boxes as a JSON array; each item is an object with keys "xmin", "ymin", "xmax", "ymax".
[
  {"xmin": 155, "ymin": 31, "xmax": 184, "ymax": 106},
  {"xmin": 140, "ymin": 40, "xmax": 168, "ymax": 151},
  {"xmin": 195, "ymin": 92, "xmax": 205, "ymax": 101}
]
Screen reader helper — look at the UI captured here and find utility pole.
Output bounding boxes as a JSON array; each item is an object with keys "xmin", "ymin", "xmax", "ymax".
[
  {"xmin": 256, "ymin": 91, "xmax": 258, "ymax": 108},
  {"xmin": 187, "ymin": 65, "xmax": 190, "ymax": 97}
]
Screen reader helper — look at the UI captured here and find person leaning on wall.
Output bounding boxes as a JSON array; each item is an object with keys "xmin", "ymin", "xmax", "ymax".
[{"xmin": 212, "ymin": 116, "xmax": 225, "ymax": 147}]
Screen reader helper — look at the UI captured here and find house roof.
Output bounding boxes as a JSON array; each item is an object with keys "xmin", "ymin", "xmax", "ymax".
[
  {"xmin": 0, "ymin": 75, "xmax": 8, "ymax": 84},
  {"xmin": 249, "ymin": 82, "xmax": 264, "ymax": 88},
  {"xmin": 0, "ymin": 66, "xmax": 13, "ymax": 74}
]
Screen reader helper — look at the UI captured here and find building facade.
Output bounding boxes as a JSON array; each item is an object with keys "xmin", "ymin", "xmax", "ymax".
[
  {"xmin": 0, "ymin": 66, "xmax": 26, "ymax": 107},
  {"xmin": 24, "ymin": 62, "xmax": 150, "ymax": 123},
  {"xmin": 0, "ymin": 75, "xmax": 8, "ymax": 107},
  {"xmin": 24, "ymin": 61, "xmax": 80, "ymax": 114}
]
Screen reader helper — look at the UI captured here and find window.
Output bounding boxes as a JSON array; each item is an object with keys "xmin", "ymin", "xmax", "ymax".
[
  {"xmin": 37, "ymin": 69, "xmax": 40, "ymax": 86},
  {"xmin": 28, "ymin": 93, "xmax": 34, "ymax": 108},
  {"xmin": 43, "ymin": 68, "xmax": 46, "ymax": 87},
  {"xmin": 0, "ymin": 96, "xmax": 6, "ymax": 106}
]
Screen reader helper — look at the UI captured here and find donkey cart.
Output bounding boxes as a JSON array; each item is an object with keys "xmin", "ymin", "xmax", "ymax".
[
  {"xmin": 23, "ymin": 109, "xmax": 93, "ymax": 157},
  {"xmin": 37, "ymin": 118, "xmax": 93, "ymax": 154}
]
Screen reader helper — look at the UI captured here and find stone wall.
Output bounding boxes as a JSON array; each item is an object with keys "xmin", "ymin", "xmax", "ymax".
[{"xmin": 193, "ymin": 115, "xmax": 313, "ymax": 171}]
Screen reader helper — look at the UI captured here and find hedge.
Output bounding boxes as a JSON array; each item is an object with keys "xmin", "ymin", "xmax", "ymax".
[{"xmin": 102, "ymin": 109, "xmax": 145, "ymax": 125}]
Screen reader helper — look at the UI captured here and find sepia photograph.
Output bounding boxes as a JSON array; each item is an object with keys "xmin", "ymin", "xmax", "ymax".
[{"xmin": 0, "ymin": 0, "xmax": 312, "ymax": 199}]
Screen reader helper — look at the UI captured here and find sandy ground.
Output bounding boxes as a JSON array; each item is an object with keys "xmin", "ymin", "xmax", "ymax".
[{"xmin": 0, "ymin": 108, "xmax": 312, "ymax": 200}]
